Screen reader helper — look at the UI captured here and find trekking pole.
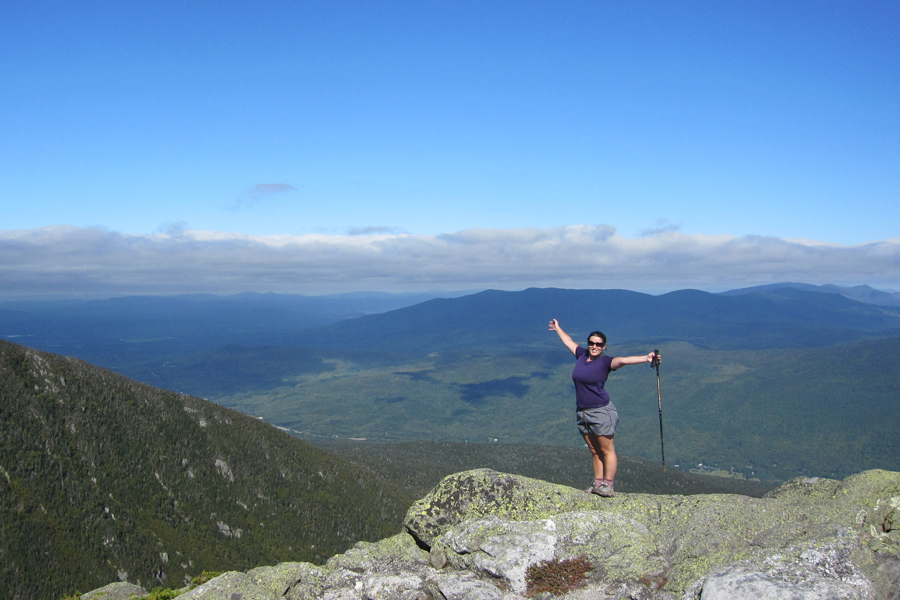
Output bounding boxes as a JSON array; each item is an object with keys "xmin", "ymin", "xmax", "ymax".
[{"xmin": 651, "ymin": 349, "xmax": 665, "ymax": 471}]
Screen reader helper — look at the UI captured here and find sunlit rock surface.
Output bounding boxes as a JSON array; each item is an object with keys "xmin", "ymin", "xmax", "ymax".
[{"xmin": 82, "ymin": 468, "xmax": 900, "ymax": 600}]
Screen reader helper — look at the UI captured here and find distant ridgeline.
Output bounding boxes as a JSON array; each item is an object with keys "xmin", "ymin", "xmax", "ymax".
[
  {"xmin": 0, "ymin": 340, "xmax": 409, "ymax": 600},
  {"xmin": 209, "ymin": 286, "xmax": 900, "ymax": 482},
  {"xmin": 3, "ymin": 285, "xmax": 900, "ymax": 484}
]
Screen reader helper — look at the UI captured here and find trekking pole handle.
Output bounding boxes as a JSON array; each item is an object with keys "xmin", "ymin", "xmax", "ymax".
[{"xmin": 651, "ymin": 349, "xmax": 660, "ymax": 370}]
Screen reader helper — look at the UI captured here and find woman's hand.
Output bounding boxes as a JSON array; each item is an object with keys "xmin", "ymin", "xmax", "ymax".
[{"xmin": 549, "ymin": 319, "xmax": 579, "ymax": 355}]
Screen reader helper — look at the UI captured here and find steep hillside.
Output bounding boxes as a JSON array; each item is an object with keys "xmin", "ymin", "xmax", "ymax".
[{"xmin": 0, "ymin": 340, "xmax": 409, "ymax": 600}]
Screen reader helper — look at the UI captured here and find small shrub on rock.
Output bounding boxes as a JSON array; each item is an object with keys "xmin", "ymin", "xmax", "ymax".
[
  {"xmin": 525, "ymin": 557, "xmax": 592, "ymax": 596},
  {"xmin": 190, "ymin": 571, "xmax": 221, "ymax": 587},
  {"xmin": 143, "ymin": 587, "xmax": 181, "ymax": 600}
]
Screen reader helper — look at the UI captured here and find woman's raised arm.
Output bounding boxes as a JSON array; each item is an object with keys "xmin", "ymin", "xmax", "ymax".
[
  {"xmin": 610, "ymin": 351, "xmax": 660, "ymax": 371},
  {"xmin": 549, "ymin": 319, "xmax": 579, "ymax": 355}
]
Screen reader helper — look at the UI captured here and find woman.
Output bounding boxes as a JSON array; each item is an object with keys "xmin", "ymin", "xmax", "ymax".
[{"xmin": 549, "ymin": 319, "xmax": 659, "ymax": 497}]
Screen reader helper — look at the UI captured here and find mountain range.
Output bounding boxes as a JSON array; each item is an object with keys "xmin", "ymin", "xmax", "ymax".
[
  {"xmin": 2, "ymin": 283, "xmax": 899, "ymax": 484},
  {"xmin": 0, "ymin": 291, "xmax": 462, "ymax": 371},
  {"xmin": 3, "ymin": 284, "xmax": 899, "ymax": 373},
  {"xmin": 723, "ymin": 281, "xmax": 900, "ymax": 306},
  {"xmin": 291, "ymin": 286, "xmax": 900, "ymax": 353}
]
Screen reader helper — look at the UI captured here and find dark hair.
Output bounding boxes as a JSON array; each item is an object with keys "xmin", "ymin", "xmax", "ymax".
[{"xmin": 587, "ymin": 331, "xmax": 607, "ymax": 346}]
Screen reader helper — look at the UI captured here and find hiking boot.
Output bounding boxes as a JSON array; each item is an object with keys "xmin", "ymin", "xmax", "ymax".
[{"xmin": 590, "ymin": 482, "xmax": 615, "ymax": 498}]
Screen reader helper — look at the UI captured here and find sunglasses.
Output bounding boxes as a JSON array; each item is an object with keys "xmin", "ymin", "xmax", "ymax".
[{"xmin": 588, "ymin": 340, "xmax": 605, "ymax": 347}]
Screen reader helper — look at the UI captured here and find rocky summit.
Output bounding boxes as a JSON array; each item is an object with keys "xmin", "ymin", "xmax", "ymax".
[{"xmin": 81, "ymin": 468, "xmax": 900, "ymax": 600}]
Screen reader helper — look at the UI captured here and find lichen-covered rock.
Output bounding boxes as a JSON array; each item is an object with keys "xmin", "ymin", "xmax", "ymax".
[
  {"xmin": 433, "ymin": 511, "xmax": 663, "ymax": 593},
  {"xmin": 325, "ymin": 532, "xmax": 430, "ymax": 573},
  {"xmin": 403, "ymin": 469, "xmax": 598, "ymax": 547},
  {"xmin": 286, "ymin": 533, "xmax": 438, "ymax": 600},
  {"xmin": 79, "ymin": 469, "xmax": 900, "ymax": 600},
  {"xmin": 249, "ymin": 562, "xmax": 322, "ymax": 599},
  {"xmin": 847, "ymin": 544, "xmax": 900, "ymax": 600},
  {"xmin": 80, "ymin": 582, "xmax": 147, "ymax": 600},
  {"xmin": 177, "ymin": 571, "xmax": 282, "ymax": 600},
  {"xmin": 433, "ymin": 571, "xmax": 507, "ymax": 600},
  {"xmin": 682, "ymin": 532, "xmax": 874, "ymax": 600},
  {"xmin": 405, "ymin": 469, "xmax": 900, "ymax": 598},
  {"xmin": 696, "ymin": 565, "xmax": 865, "ymax": 600},
  {"xmin": 437, "ymin": 515, "xmax": 556, "ymax": 593}
]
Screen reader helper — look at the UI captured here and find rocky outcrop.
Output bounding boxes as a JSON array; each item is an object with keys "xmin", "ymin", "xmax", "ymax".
[
  {"xmin": 80, "ymin": 582, "xmax": 148, "ymax": 599},
  {"xmin": 81, "ymin": 468, "xmax": 900, "ymax": 600}
]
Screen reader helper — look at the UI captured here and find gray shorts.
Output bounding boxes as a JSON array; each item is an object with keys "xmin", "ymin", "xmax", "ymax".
[{"xmin": 576, "ymin": 403, "xmax": 618, "ymax": 437}]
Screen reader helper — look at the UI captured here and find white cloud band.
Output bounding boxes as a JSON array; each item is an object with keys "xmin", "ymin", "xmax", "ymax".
[{"xmin": 1, "ymin": 225, "xmax": 898, "ymax": 295}]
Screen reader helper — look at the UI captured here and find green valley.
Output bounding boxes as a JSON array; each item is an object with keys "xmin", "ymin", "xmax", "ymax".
[{"xmin": 214, "ymin": 337, "xmax": 900, "ymax": 482}]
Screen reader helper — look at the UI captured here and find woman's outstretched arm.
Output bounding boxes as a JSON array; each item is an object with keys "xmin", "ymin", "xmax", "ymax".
[
  {"xmin": 611, "ymin": 351, "xmax": 660, "ymax": 370},
  {"xmin": 549, "ymin": 319, "xmax": 579, "ymax": 355}
]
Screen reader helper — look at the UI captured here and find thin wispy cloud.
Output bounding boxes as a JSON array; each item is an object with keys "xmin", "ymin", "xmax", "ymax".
[
  {"xmin": 229, "ymin": 183, "xmax": 298, "ymax": 210},
  {"xmin": 347, "ymin": 226, "xmax": 405, "ymax": 236},
  {"xmin": 155, "ymin": 220, "xmax": 190, "ymax": 238},
  {"xmin": 640, "ymin": 220, "xmax": 681, "ymax": 237},
  {"xmin": 1, "ymin": 225, "xmax": 898, "ymax": 296},
  {"xmin": 253, "ymin": 184, "xmax": 296, "ymax": 194}
]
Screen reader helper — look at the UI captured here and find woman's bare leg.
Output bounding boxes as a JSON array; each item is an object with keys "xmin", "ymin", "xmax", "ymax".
[
  {"xmin": 585, "ymin": 433, "xmax": 618, "ymax": 482},
  {"xmin": 583, "ymin": 434, "xmax": 604, "ymax": 480},
  {"xmin": 597, "ymin": 434, "xmax": 617, "ymax": 482}
]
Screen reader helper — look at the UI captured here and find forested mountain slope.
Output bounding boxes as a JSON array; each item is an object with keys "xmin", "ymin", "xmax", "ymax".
[
  {"xmin": 293, "ymin": 287, "xmax": 900, "ymax": 353},
  {"xmin": 0, "ymin": 340, "xmax": 409, "ymax": 600}
]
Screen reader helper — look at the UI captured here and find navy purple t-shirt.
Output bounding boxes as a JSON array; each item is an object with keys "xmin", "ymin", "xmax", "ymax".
[{"xmin": 572, "ymin": 346, "xmax": 615, "ymax": 409}]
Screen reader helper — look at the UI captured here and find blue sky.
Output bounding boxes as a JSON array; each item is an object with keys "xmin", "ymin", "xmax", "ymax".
[{"xmin": 1, "ymin": 1, "xmax": 899, "ymax": 295}]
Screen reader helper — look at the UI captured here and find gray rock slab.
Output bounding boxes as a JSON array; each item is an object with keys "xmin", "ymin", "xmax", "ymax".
[
  {"xmin": 435, "ymin": 572, "xmax": 507, "ymax": 600},
  {"xmin": 406, "ymin": 468, "xmax": 900, "ymax": 598},
  {"xmin": 81, "ymin": 582, "xmax": 147, "ymax": 600},
  {"xmin": 698, "ymin": 566, "xmax": 867, "ymax": 600},
  {"xmin": 686, "ymin": 537, "xmax": 875, "ymax": 600},
  {"xmin": 404, "ymin": 469, "xmax": 599, "ymax": 548},
  {"xmin": 286, "ymin": 534, "xmax": 437, "ymax": 600},
  {"xmin": 177, "ymin": 571, "xmax": 280, "ymax": 600},
  {"xmin": 440, "ymin": 515, "xmax": 556, "ymax": 593},
  {"xmin": 358, "ymin": 572, "xmax": 427, "ymax": 600},
  {"xmin": 247, "ymin": 562, "xmax": 321, "ymax": 599},
  {"xmin": 325, "ymin": 533, "xmax": 430, "ymax": 572},
  {"xmin": 435, "ymin": 511, "xmax": 663, "ymax": 593}
]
